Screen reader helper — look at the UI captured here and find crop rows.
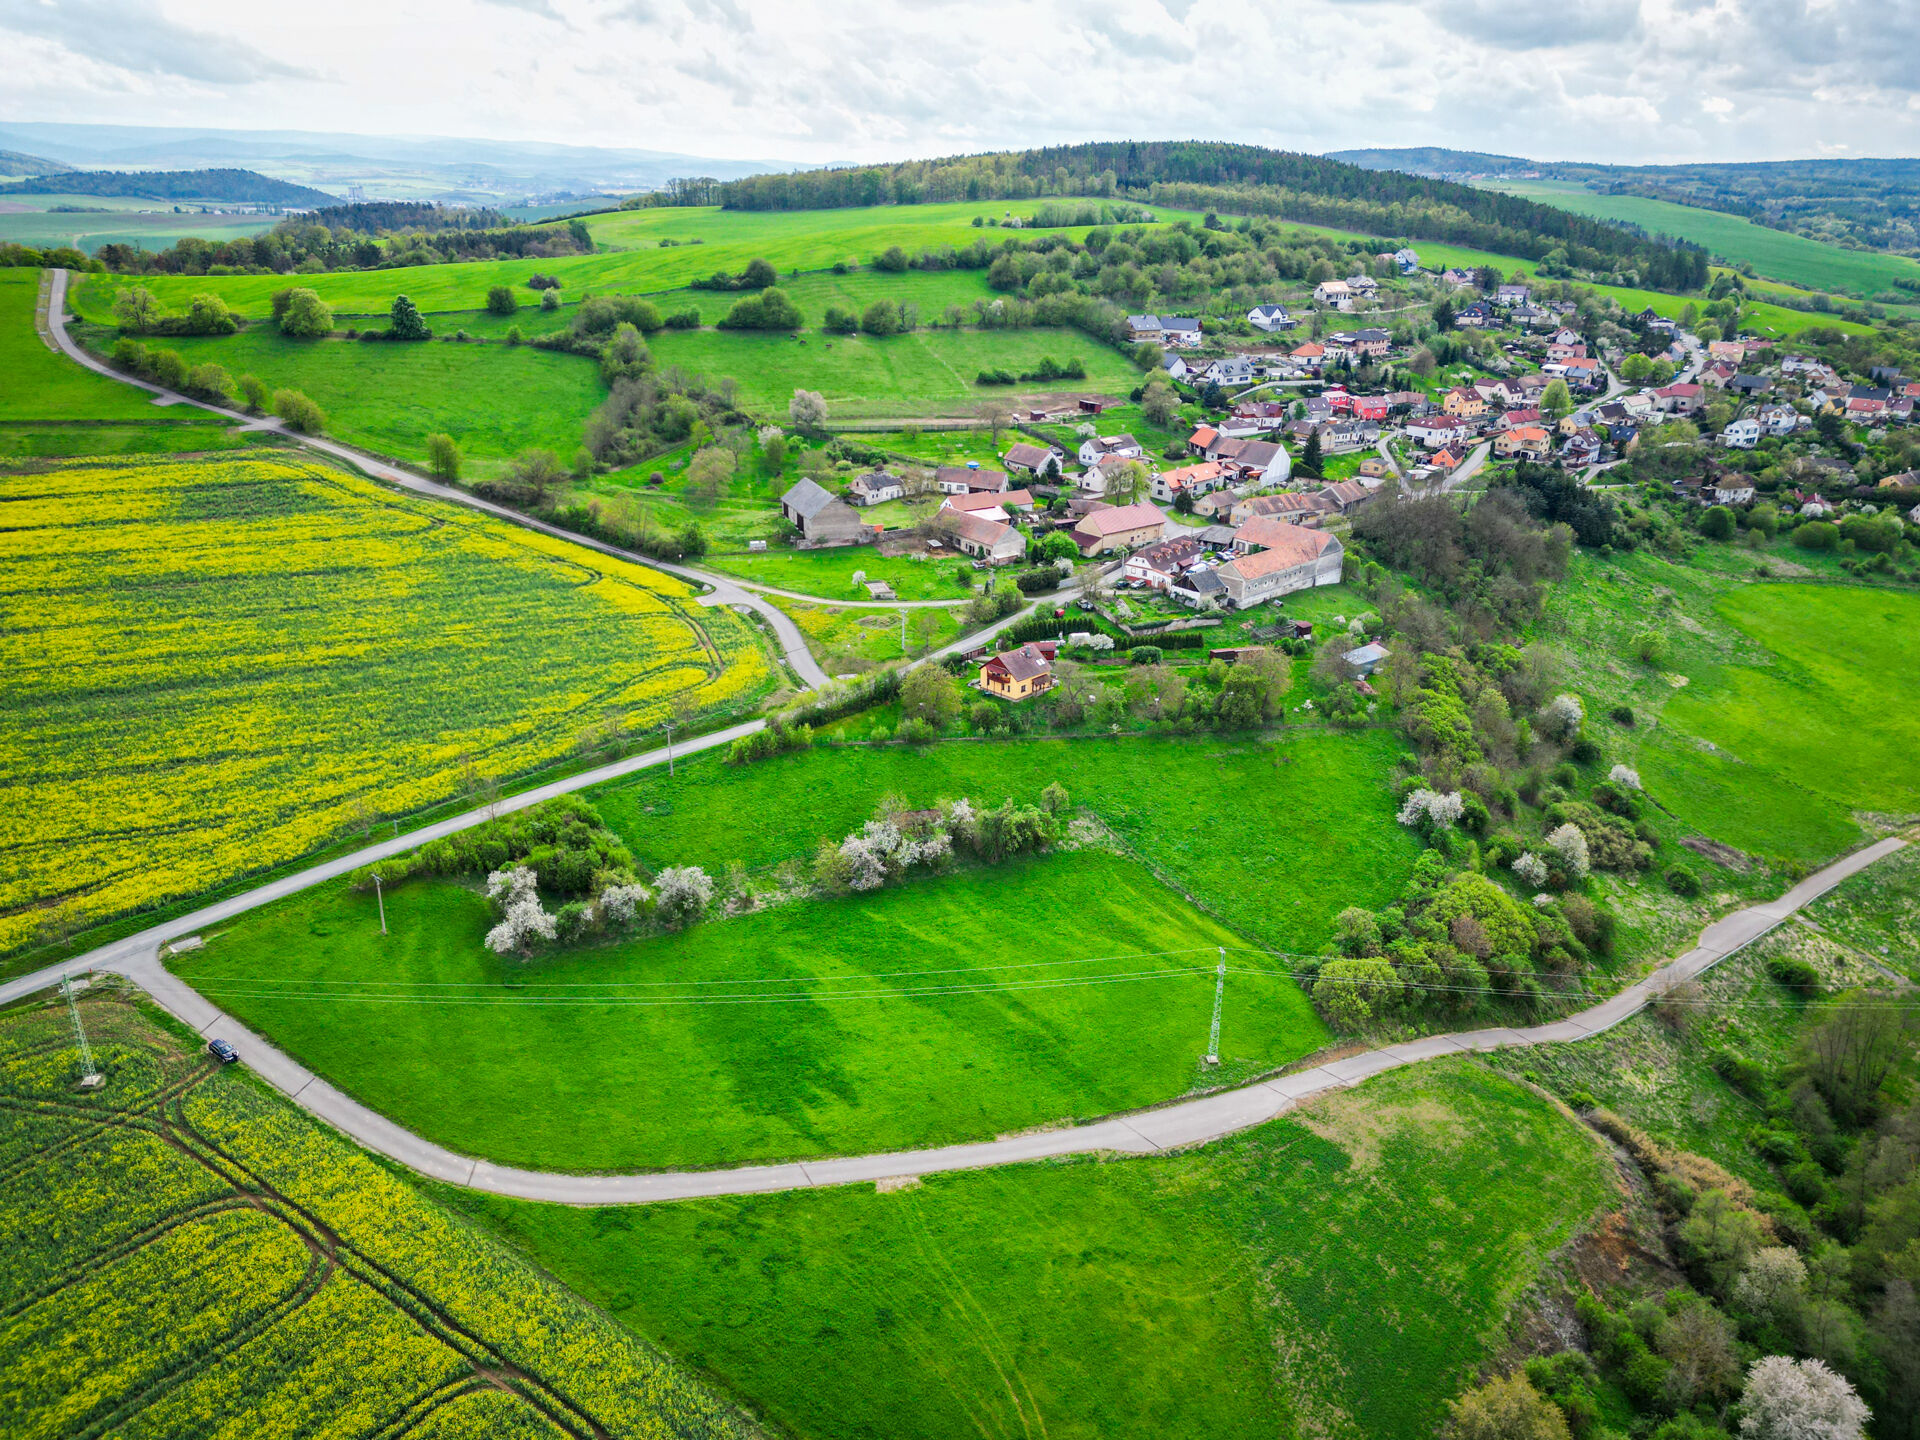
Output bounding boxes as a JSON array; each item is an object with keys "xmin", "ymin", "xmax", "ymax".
[
  {"xmin": 0, "ymin": 452, "xmax": 776, "ymax": 951},
  {"xmin": 0, "ymin": 995, "xmax": 765, "ymax": 1440}
]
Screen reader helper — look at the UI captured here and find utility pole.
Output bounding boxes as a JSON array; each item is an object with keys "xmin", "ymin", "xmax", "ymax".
[
  {"xmin": 374, "ymin": 874, "xmax": 387, "ymax": 936},
  {"xmin": 62, "ymin": 974, "xmax": 103, "ymax": 1089},
  {"xmin": 1205, "ymin": 947, "xmax": 1225, "ymax": 1066}
]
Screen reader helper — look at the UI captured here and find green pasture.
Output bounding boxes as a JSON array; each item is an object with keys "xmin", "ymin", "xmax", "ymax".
[
  {"xmin": 1803, "ymin": 839, "xmax": 1920, "ymax": 983},
  {"xmin": 175, "ymin": 850, "xmax": 1326, "ymax": 1172},
  {"xmin": 592, "ymin": 728, "xmax": 1420, "ymax": 954},
  {"xmin": 0, "ymin": 271, "xmax": 171, "ymax": 422},
  {"xmin": 782, "ymin": 601, "xmax": 967, "ymax": 669},
  {"xmin": 0, "ymin": 420, "xmax": 249, "ymax": 460},
  {"xmin": 449, "ymin": 1059, "xmax": 1614, "ymax": 1440},
  {"xmin": 0, "ymin": 195, "xmax": 279, "ymax": 253},
  {"xmin": 67, "ymin": 200, "xmax": 1155, "ymax": 321},
  {"xmin": 646, "ymin": 325, "xmax": 1140, "ymax": 419},
  {"xmin": 701, "ymin": 545, "xmax": 978, "ymax": 600},
  {"xmin": 141, "ymin": 328, "xmax": 603, "ymax": 478},
  {"xmin": 1488, "ymin": 179, "xmax": 1920, "ymax": 301},
  {"xmin": 1545, "ymin": 555, "xmax": 1919, "ymax": 865}
]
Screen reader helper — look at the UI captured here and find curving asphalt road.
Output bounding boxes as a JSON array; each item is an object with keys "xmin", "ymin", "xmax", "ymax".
[{"xmin": 6, "ymin": 829, "xmax": 1902, "ymax": 1205}]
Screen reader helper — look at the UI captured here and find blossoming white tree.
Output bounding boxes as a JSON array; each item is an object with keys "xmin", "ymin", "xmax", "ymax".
[
  {"xmin": 1513, "ymin": 852, "xmax": 1549, "ymax": 887},
  {"xmin": 597, "ymin": 882, "xmax": 650, "ymax": 926},
  {"xmin": 1398, "ymin": 789, "xmax": 1465, "ymax": 830},
  {"xmin": 654, "ymin": 866, "xmax": 715, "ymax": 927},
  {"xmin": 1733, "ymin": 1249, "xmax": 1808, "ymax": 1325},
  {"xmin": 1540, "ymin": 693, "xmax": 1585, "ymax": 743},
  {"xmin": 1739, "ymin": 1356, "xmax": 1869, "ymax": 1440},
  {"xmin": 1547, "ymin": 823, "xmax": 1591, "ymax": 880},
  {"xmin": 484, "ymin": 865, "xmax": 557, "ymax": 956},
  {"xmin": 1609, "ymin": 764, "xmax": 1643, "ymax": 791}
]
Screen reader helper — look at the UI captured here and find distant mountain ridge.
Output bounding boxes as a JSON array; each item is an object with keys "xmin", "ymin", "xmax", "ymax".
[
  {"xmin": 0, "ymin": 167, "xmax": 334, "ymax": 206},
  {"xmin": 0, "ymin": 148, "xmax": 73, "ymax": 177}
]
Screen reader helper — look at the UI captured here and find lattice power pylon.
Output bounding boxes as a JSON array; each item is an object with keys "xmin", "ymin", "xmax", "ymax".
[{"xmin": 62, "ymin": 974, "xmax": 103, "ymax": 1088}]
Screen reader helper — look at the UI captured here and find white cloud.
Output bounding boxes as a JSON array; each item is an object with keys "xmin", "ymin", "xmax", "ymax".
[{"xmin": 0, "ymin": 0, "xmax": 1914, "ymax": 166}]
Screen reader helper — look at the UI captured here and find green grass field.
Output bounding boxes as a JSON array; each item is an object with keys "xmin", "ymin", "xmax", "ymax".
[
  {"xmin": 701, "ymin": 545, "xmax": 979, "ymax": 599},
  {"xmin": 447, "ymin": 1058, "xmax": 1615, "ymax": 1440},
  {"xmin": 176, "ymin": 849, "xmax": 1327, "ymax": 1171},
  {"xmin": 145, "ymin": 329, "xmax": 605, "ymax": 478},
  {"xmin": 0, "ymin": 270, "xmax": 174, "ymax": 422},
  {"xmin": 1489, "ymin": 179, "xmax": 1920, "ymax": 302},
  {"xmin": 1802, "ymin": 840, "xmax": 1920, "ymax": 983},
  {"xmin": 781, "ymin": 601, "xmax": 966, "ymax": 668},
  {"xmin": 0, "ymin": 420, "xmax": 251, "ymax": 459},
  {"xmin": 0, "ymin": 994, "xmax": 753, "ymax": 1440},
  {"xmin": 592, "ymin": 728, "xmax": 1421, "ymax": 954},
  {"xmin": 645, "ymin": 325, "xmax": 1140, "ymax": 419},
  {"xmin": 1545, "ymin": 555, "xmax": 1919, "ymax": 866},
  {"xmin": 0, "ymin": 195, "xmax": 280, "ymax": 253},
  {"xmin": 67, "ymin": 200, "xmax": 1154, "ymax": 321}
]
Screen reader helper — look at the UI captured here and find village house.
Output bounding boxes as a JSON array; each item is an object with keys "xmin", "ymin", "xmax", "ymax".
[
  {"xmin": 1214, "ymin": 437, "xmax": 1290, "ymax": 483},
  {"xmin": 1442, "ymin": 267, "xmax": 1477, "ymax": 287},
  {"xmin": 1216, "ymin": 526, "xmax": 1344, "ymax": 608},
  {"xmin": 1202, "ymin": 356, "xmax": 1258, "ymax": 387},
  {"xmin": 1232, "ymin": 514, "xmax": 1317, "ymax": 555},
  {"xmin": 1345, "ymin": 274, "xmax": 1379, "ymax": 298},
  {"xmin": 1496, "ymin": 283, "xmax": 1530, "ymax": 307},
  {"xmin": 846, "ymin": 470, "xmax": 905, "ymax": 506},
  {"xmin": 1730, "ymin": 374, "xmax": 1770, "ymax": 398},
  {"xmin": 1150, "ymin": 460, "xmax": 1226, "ymax": 504},
  {"xmin": 1358, "ymin": 455, "xmax": 1392, "ymax": 480},
  {"xmin": 780, "ymin": 478, "xmax": 873, "ymax": 545},
  {"xmin": 1077, "ymin": 434, "xmax": 1145, "ymax": 465},
  {"xmin": 1408, "ymin": 415, "xmax": 1472, "ymax": 449},
  {"xmin": 1721, "ymin": 417, "xmax": 1762, "ymax": 450},
  {"xmin": 1757, "ymin": 403, "xmax": 1801, "ymax": 436},
  {"xmin": 1561, "ymin": 429, "xmax": 1604, "ymax": 466},
  {"xmin": 1124, "ymin": 535, "xmax": 1205, "ymax": 590},
  {"xmin": 1443, "ymin": 387, "xmax": 1489, "ymax": 419},
  {"xmin": 979, "ymin": 644, "xmax": 1053, "ymax": 701},
  {"xmin": 936, "ymin": 508, "xmax": 1027, "ymax": 562},
  {"xmin": 1070, "ymin": 503, "xmax": 1167, "ymax": 556},
  {"xmin": 1343, "ymin": 328, "xmax": 1391, "ymax": 359},
  {"xmin": 941, "ymin": 488, "xmax": 1034, "ymax": 522},
  {"xmin": 1429, "ymin": 445, "xmax": 1465, "ymax": 473},
  {"xmin": 1547, "ymin": 339, "xmax": 1588, "ymax": 363},
  {"xmin": 1314, "ymin": 481, "xmax": 1376, "ymax": 516},
  {"xmin": 934, "ymin": 466, "xmax": 1009, "ymax": 495},
  {"xmin": 1494, "ymin": 425, "xmax": 1553, "ymax": 461},
  {"xmin": 1707, "ymin": 340, "xmax": 1746, "ymax": 365},
  {"xmin": 1076, "ymin": 455, "xmax": 1138, "ymax": 495},
  {"xmin": 1247, "ymin": 304, "xmax": 1295, "ymax": 333},
  {"xmin": 1393, "ymin": 248, "xmax": 1419, "ymax": 274},
  {"xmin": 1344, "ymin": 642, "xmax": 1390, "ymax": 676},
  {"xmin": 1312, "ymin": 279, "xmax": 1353, "ymax": 310},
  {"xmin": 1160, "ymin": 353, "xmax": 1189, "ymax": 382},
  {"xmin": 1158, "ymin": 316, "xmax": 1204, "ymax": 348},
  {"xmin": 1002, "ymin": 442, "xmax": 1064, "ymax": 478},
  {"xmin": 1169, "ymin": 566, "xmax": 1227, "ymax": 610},
  {"xmin": 1454, "ymin": 300, "xmax": 1496, "ymax": 328},
  {"xmin": 1654, "ymin": 383, "xmax": 1705, "ymax": 416},
  {"xmin": 1708, "ymin": 474, "xmax": 1756, "ymax": 505},
  {"xmin": 1231, "ymin": 491, "xmax": 1322, "ymax": 526},
  {"xmin": 1289, "ymin": 340, "xmax": 1326, "ymax": 371}
]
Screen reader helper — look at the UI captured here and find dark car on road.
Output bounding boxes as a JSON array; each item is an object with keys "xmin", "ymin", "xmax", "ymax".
[{"xmin": 207, "ymin": 1039, "xmax": 239, "ymax": 1065}]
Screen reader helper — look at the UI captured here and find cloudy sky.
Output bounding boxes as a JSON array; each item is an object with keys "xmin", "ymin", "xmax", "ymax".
[{"xmin": 1, "ymin": 0, "xmax": 1915, "ymax": 166}]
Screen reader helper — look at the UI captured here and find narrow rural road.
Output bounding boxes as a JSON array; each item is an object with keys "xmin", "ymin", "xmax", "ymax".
[
  {"xmin": 7, "ymin": 828, "xmax": 1903, "ymax": 1205},
  {"xmin": 41, "ymin": 270, "xmax": 991, "ymax": 681}
]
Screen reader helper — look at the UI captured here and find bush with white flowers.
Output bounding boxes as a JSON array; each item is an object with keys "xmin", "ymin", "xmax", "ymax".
[
  {"xmin": 1547, "ymin": 823, "xmax": 1591, "ymax": 880},
  {"xmin": 654, "ymin": 865, "xmax": 715, "ymax": 927},
  {"xmin": 1609, "ymin": 764, "xmax": 1642, "ymax": 791},
  {"xmin": 596, "ymin": 882, "xmax": 650, "ymax": 926},
  {"xmin": 1540, "ymin": 693, "xmax": 1585, "ymax": 743},
  {"xmin": 839, "ymin": 814, "xmax": 954, "ymax": 892},
  {"xmin": 484, "ymin": 865, "xmax": 558, "ymax": 956},
  {"xmin": 1397, "ymin": 789, "xmax": 1465, "ymax": 830},
  {"xmin": 1512, "ymin": 852, "xmax": 1549, "ymax": 887}
]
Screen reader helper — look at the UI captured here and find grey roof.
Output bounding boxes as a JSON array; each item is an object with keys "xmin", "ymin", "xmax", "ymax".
[
  {"xmin": 781, "ymin": 477, "xmax": 839, "ymax": 519},
  {"xmin": 1159, "ymin": 315, "xmax": 1202, "ymax": 333},
  {"xmin": 1178, "ymin": 569, "xmax": 1227, "ymax": 595}
]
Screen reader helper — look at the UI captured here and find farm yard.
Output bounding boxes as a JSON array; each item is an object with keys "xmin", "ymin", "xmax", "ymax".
[
  {"xmin": 449, "ymin": 1058, "xmax": 1616, "ymax": 1440},
  {"xmin": 0, "ymin": 452, "xmax": 774, "ymax": 957},
  {"xmin": 174, "ymin": 848, "xmax": 1328, "ymax": 1171},
  {"xmin": 0, "ymin": 995, "xmax": 758, "ymax": 1440}
]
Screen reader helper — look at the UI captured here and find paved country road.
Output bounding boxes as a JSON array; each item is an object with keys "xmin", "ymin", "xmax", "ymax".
[{"xmin": 4, "ymin": 829, "xmax": 1903, "ymax": 1205}]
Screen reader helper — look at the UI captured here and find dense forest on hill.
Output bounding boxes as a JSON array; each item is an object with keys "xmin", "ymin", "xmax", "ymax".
[
  {"xmin": 301, "ymin": 201, "xmax": 513, "ymax": 234},
  {"xmin": 0, "ymin": 166, "xmax": 332, "ymax": 206},
  {"xmin": 1336, "ymin": 148, "xmax": 1920, "ymax": 256},
  {"xmin": 712, "ymin": 141, "xmax": 1710, "ymax": 290}
]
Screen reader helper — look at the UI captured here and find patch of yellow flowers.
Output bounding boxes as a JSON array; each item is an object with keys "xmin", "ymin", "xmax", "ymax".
[{"xmin": 0, "ymin": 454, "xmax": 776, "ymax": 951}]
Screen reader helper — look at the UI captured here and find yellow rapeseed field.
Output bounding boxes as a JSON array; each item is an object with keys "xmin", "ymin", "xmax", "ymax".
[{"xmin": 0, "ymin": 452, "xmax": 776, "ymax": 952}]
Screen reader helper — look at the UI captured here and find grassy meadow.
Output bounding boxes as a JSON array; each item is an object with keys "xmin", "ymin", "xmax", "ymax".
[
  {"xmin": 1488, "ymin": 179, "xmax": 1920, "ymax": 301},
  {"xmin": 66, "ymin": 200, "xmax": 1159, "ymax": 321},
  {"xmin": 176, "ymin": 849, "xmax": 1328, "ymax": 1171},
  {"xmin": 0, "ymin": 269, "xmax": 173, "ymax": 421},
  {"xmin": 700, "ymin": 544, "xmax": 979, "ymax": 599},
  {"xmin": 448, "ymin": 1058, "xmax": 1615, "ymax": 1440},
  {"xmin": 134, "ymin": 328, "xmax": 606, "ymax": 478},
  {"xmin": 645, "ymin": 324, "xmax": 1140, "ymax": 418},
  {"xmin": 0, "ymin": 452, "xmax": 774, "ymax": 957},
  {"xmin": 1544, "ymin": 554, "xmax": 1920, "ymax": 867},
  {"xmin": 0, "ymin": 995, "xmax": 755, "ymax": 1440},
  {"xmin": 0, "ymin": 195, "xmax": 280, "ymax": 253},
  {"xmin": 592, "ymin": 728, "xmax": 1422, "ymax": 955}
]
